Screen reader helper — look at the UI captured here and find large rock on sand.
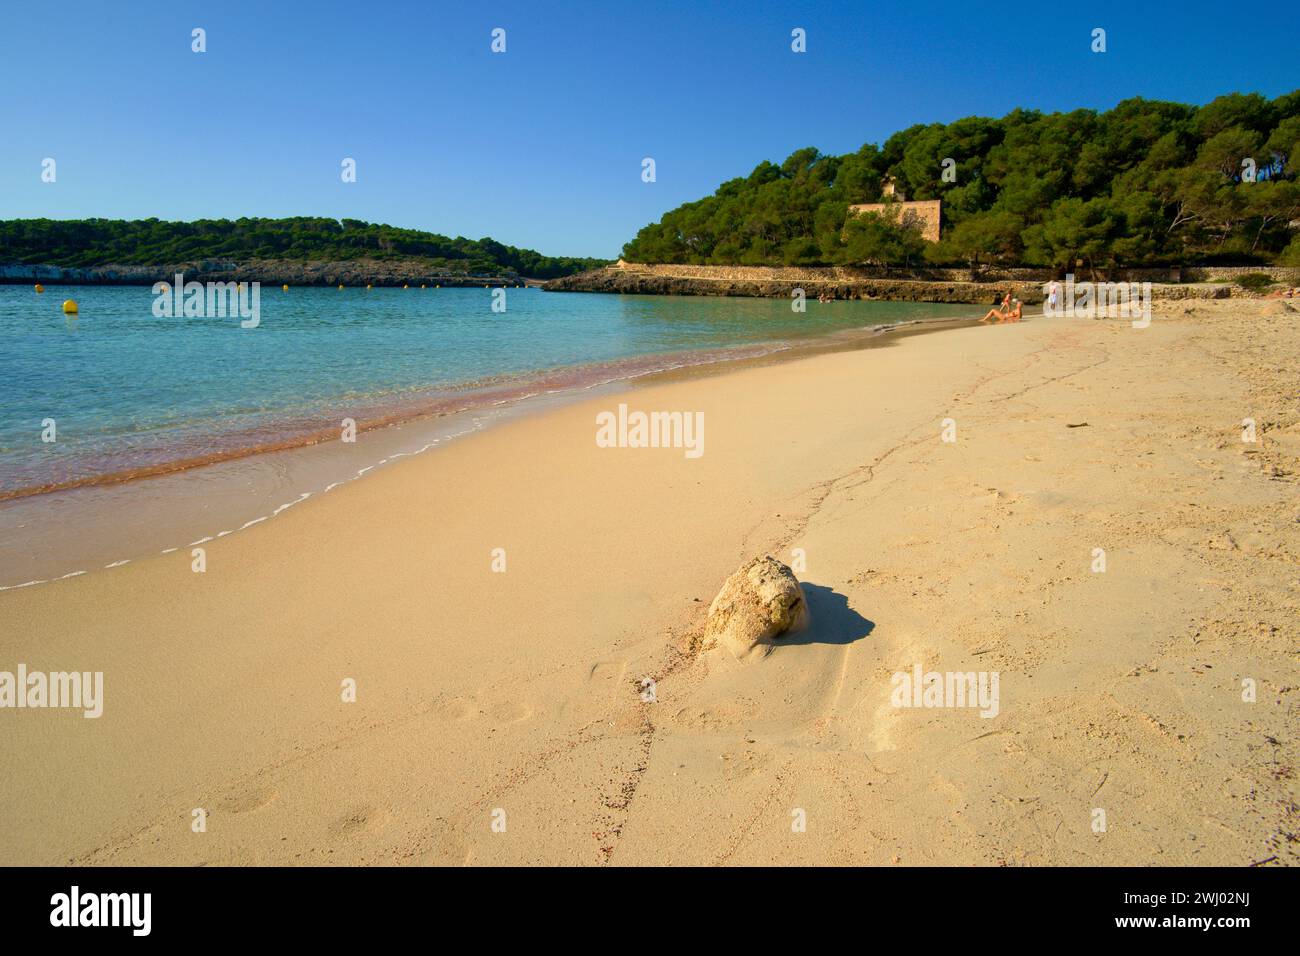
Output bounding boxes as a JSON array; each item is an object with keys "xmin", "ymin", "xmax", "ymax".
[{"xmin": 704, "ymin": 556, "xmax": 807, "ymax": 660}]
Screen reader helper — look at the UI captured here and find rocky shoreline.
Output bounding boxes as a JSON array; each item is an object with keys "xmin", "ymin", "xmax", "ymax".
[
  {"xmin": 542, "ymin": 264, "xmax": 1253, "ymax": 304},
  {"xmin": 5, "ymin": 259, "xmax": 1272, "ymax": 303},
  {"xmin": 0, "ymin": 258, "xmax": 538, "ymax": 287}
]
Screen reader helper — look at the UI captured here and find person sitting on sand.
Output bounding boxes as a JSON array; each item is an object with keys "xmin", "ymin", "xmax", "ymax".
[{"xmin": 980, "ymin": 293, "xmax": 1013, "ymax": 323}]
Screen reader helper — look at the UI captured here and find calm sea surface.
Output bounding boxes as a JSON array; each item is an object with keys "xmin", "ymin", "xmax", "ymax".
[{"xmin": 0, "ymin": 284, "xmax": 975, "ymax": 496}]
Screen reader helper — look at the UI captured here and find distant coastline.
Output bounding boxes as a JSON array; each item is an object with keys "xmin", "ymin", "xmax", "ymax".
[
  {"xmin": 0, "ymin": 216, "xmax": 608, "ymax": 287},
  {"xmin": 0, "ymin": 258, "xmax": 543, "ymax": 288}
]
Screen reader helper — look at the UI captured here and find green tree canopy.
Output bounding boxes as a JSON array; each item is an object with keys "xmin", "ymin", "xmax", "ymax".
[
  {"xmin": 0, "ymin": 217, "xmax": 606, "ymax": 279},
  {"xmin": 622, "ymin": 91, "xmax": 1300, "ymax": 272}
]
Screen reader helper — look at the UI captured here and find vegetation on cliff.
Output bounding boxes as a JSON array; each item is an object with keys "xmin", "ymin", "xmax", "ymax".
[
  {"xmin": 622, "ymin": 92, "xmax": 1300, "ymax": 272},
  {"xmin": 0, "ymin": 217, "xmax": 607, "ymax": 279}
]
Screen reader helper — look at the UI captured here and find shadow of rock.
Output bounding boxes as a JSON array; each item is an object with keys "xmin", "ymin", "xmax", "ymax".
[{"xmin": 780, "ymin": 582, "xmax": 875, "ymax": 648}]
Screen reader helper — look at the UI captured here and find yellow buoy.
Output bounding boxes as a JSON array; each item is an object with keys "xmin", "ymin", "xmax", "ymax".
[
  {"xmin": 338, "ymin": 284, "xmax": 344, "ymax": 290},
  {"xmin": 366, "ymin": 284, "xmax": 372, "ymax": 290},
  {"xmin": 403, "ymin": 284, "xmax": 409, "ymax": 289},
  {"xmin": 420, "ymin": 284, "xmax": 426, "ymax": 289},
  {"xmin": 34, "ymin": 283, "xmax": 44, "ymax": 293},
  {"xmin": 62, "ymin": 299, "xmax": 78, "ymax": 315},
  {"xmin": 282, "ymin": 284, "xmax": 289, "ymax": 291}
]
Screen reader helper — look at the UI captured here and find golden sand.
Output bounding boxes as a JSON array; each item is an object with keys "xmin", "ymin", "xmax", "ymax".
[{"xmin": 1, "ymin": 299, "xmax": 1295, "ymax": 865}]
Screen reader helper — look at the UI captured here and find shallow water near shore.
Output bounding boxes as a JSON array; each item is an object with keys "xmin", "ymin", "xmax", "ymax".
[{"xmin": 0, "ymin": 285, "xmax": 977, "ymax": 585}]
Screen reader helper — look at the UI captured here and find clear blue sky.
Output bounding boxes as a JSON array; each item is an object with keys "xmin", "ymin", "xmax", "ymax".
[{"xmin": 1, "ymin": 0, "xmax": 1296, "ymax": 258}]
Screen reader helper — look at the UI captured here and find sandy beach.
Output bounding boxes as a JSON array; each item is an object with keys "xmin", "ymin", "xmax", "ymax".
[{"xmin": 1, "ymin": 299, "xmax": 1295, "ymax": 867}]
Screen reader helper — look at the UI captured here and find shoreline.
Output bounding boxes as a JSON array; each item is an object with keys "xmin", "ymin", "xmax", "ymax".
[
  {"xmin": 0, "ymin": 342, "xmax": 789, "ymax": 504},
  {"xmin": 2, "ymin": 297, "xmax": 1293, "ymax": 865},
  {"xmin": 0, "ymin": 310, "xmax": 979, "ymax": 588}
]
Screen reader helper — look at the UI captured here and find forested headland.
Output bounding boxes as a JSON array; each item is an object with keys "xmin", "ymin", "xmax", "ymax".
[
  {"xmin": 621, "ymin": 92, "xmax": 1300, "ymax": 274},
  {"xmin": 0, "ymin": 217, "xmax": 606, "ymax": 280}
]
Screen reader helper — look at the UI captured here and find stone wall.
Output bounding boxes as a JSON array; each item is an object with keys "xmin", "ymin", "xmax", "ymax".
[
  {"xmin": 612, "ymin": 260, "xmax": 1300, "ymax": 285},
  {"xmin": 1184, "ymin": 265, "xmax": 1300, "ymax": 283},
  {"xmin": 546, "ymin": 265, "xmax": 1244, "ymax": 305}
]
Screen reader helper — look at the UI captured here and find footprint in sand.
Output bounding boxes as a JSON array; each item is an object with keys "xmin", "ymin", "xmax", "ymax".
[
  {"xmin": 586, "ymin": 659, "xmax": 629, "ymax": 685},
  {"xmin": 434, "ymin": 696, "xmax": 478, "ymax": 722},
  {"xmin": 487, "ymin": 700, "xmax": 534, "ymax": 724},
  {"xmin": 416, "ymin": 832, "xmax": 473, "ymax": 865},
  {"xmin": 720, "ymin": 746, "xmax": 774, "ymax": 781},
  {"xmin": 670, "ymin": 699, "xmax": 760, "ymax": 731},
  {"xmin": 434, "ymin": 694, "xmax": 533, "ymax": 725},
  {"xmin": 217, "ymin": 786, "xmax": 279, "ymax": 814},
  {"xmin": 330, "ymin": 805, "xmax": 392, "ymax": 837}
]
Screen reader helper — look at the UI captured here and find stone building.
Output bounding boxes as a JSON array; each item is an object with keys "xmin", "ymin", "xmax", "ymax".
[
  {"xmin": 847, "ymin": 199, "xmax": 943, "ymax": 242},
  {"xmin": 847, "ymin": 176, "xmax": 942, "ymax": 242}
]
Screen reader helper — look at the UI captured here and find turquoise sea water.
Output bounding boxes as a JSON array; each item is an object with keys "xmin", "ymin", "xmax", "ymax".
[{"xmin": 0, "ymin": 284, "xmax": 975, "ymax": 495}]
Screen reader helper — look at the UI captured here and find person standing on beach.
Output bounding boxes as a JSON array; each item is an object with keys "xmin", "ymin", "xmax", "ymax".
[{"xmin": 1047, "ymin": 279, "xmax": 1061, "ymax": 314}]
